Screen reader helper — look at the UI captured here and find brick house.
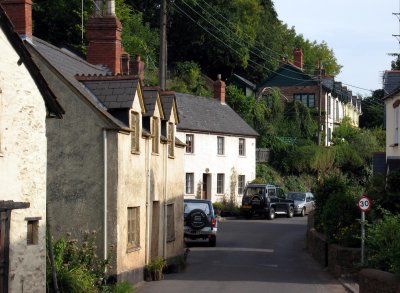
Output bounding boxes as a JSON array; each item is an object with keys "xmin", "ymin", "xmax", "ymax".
[
  {"xmin": 0, "ymin": 3, "xmax": 63, "ymax": 291},
  {"xmin": 256, "ymin": 48, "xmax": 362, "ymax": 146}
]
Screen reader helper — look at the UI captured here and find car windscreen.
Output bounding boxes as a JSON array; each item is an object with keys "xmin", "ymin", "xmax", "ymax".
[
  {"xmin": 184, "ymin": 202, "xmax": 211, "ymax": 215},
  {"xmin": 244, "ymin": 187, "xmax": 265, "ymax": 197},
  {"xmin": 287, "ymin": 193, "xmax": 306, "ymax": 201}
]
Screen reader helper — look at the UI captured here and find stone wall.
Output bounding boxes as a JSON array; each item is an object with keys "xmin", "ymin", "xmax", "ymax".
[
  {"xmin": 306, "ymin": 229, "xmax": 328, "ymax": 267},
  {"xmin": 359, "ymin": 269, "xmax": 400, "ymax": 293},
  {"xmin": 328, "ymin": 244, "xmax": 360, "ymax": 278}
]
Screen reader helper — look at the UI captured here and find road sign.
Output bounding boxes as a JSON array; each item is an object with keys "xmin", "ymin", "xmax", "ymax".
[{"xmin": 358, "ymin": 196, "xmax": 371, "ymax": 212}]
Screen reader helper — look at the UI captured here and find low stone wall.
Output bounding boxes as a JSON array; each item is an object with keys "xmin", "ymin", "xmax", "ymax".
[
  {"xmin": 328, "ymin": 244, "xmax": 360, "ymax": 278},
  {"xmin": 359, "ymin": 269, "xmax": 400, "ymax": 293},
  {"xmin": 306, "ymin": 228, "xmax": 328, "ymax": 267}
]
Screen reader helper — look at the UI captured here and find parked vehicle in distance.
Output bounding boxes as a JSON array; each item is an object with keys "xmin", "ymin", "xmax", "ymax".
[
  {"xmin": 240, "ymin": 184, "xmax": 295, "ymax": 220},
  {"xmin": 183, "ymin": 199, "xmax": 217, "ymax": 247},
  {"xmin": 286, "ymin": 192, "xmax": 315, "ymax": 217}
]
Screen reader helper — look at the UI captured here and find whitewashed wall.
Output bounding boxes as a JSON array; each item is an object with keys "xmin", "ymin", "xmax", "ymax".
[
  {"xmin": 0, "ymin": 28, "xmax": 47, "ymax": 292},
  {"xmin": 386, "ymin": 95, "xmax": 400, "ymax": 159},
  {"xmin": 177, "ymin": 131, "xmax": 256, "ymax": 204}
]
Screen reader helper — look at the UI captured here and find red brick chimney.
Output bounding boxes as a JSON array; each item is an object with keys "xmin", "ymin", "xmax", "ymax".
[
  {"xmin": 1, "ymin": 0, "xmax": 32, "ymax": 38},
  {"xmin": 87, "ymin": 0, "xmax": 122, "ymax": 75},
  {"xmin": 293, "ymin": 48, "xmax": 303, "ymax": 69},
  {"xmin": 213, "ymin": 74, "xmax": 226, "ymax": 104},
  {"xmin": 120, "ymin": 52, "xmax": 130, "ymax": 75},
  {"xmin": 130, "ymin": 54, "xmax": 145, "ymax": 83}
]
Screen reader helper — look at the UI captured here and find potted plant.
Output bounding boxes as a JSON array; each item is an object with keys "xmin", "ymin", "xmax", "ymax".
[{"xmin": 146, "ymin": 257, "xmax": 166, "ymax": 281}]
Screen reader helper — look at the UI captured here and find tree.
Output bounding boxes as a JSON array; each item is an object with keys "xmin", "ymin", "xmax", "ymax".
[{"xmin": 359, "ymin": 89, "xmax": 385, "ymax": 129}]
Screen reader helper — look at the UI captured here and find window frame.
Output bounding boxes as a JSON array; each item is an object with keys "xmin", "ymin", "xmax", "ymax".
[
  {"xmin": 168, "ymin": 122, "xmax": 175, "ymax": 158},
  {"xmin": 185, "ymin": 173, "xmax": 194, "ymax": 194},
  {"xmin": 395, "ymin": 105, "xmax": 399, "ymax": 146},
  {"xmin": 152, "ymin": 117, "xmax": 159, "ymax": 154},
  {"xmin": 217, "ymin": 173, "xmax": 225, "ymax": 194},
  {"xmin": 185, "ymin": 134, "xmax": 194, "ymax": 154},
  {"xmin": 294, "ymin": 93, "xmax": 316, "ymax": 108},
  {"xmin": 238, "ymin": 175, "xmax": 245, "ymax": 195},
  {"xmin": 130, "ymin": 111, "xmax": 140, "ymax": 154},
  {"xmin": 239, "ymin": 138, "xmax": 246, "ymax": 156},
  {"xmin": 217, "ymin": 136, "xmax": 225, "ymax": 155},
  {"xmin": 127, "ymin": 207, "xmax": 140, "ymax": 250},
  {"xmin": 26, "ymin": 219, "xmax": 39, "ymax": 245}
]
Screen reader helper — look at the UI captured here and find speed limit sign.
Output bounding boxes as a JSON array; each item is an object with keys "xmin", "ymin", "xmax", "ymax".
[{"xmin": 358, "ymin": 196, "xmax": 371, "ymax": 212}]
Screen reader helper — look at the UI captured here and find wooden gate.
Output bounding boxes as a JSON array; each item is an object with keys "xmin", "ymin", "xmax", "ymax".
[{"xmin": 0, "ymin": 201, "xmax": 29, "ymax": 293}]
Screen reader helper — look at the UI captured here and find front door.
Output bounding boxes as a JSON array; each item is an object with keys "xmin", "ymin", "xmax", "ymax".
[
  {"xmin": 151, "ymin": 201, "xmax": 160, "ymax": 260},
  {"xmin": 0, "ymin": 210, "xmax": 10, "ymax": 293},
  {"xmin": 202, "ymin": 174, "xmax": 211, "ymax": 200}
]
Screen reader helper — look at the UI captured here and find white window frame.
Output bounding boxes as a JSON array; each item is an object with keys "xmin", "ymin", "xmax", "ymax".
[
  {"xmin": 186, "ymin": 134, "xmax": 194, "ymax": 153},
  {"xmin": 217, "ymin": 173, "xmax": 225, "ymax": 194},
  {"xmin": 217, "ymin": 136, "xmax": 225, "ymax": 155},
  {"xmin": 127, "ymin": 207, "xmax": 140, "ymax": 249},
  {"xmin": 238, "ymin": 175, "xmax": 245, "ymax": 195},
  {"xmin": 186, "ymin": 173, "xmax": 194, "ymax": 194},
  {"xmin": 239, "ymin": 138, "xmax": 246, "ymax": 156}
]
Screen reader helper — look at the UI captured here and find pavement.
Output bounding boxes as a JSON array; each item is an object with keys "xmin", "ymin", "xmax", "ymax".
[{"xmin": 338, "ymin": 277, "xmax": 359, "ymax": 293}]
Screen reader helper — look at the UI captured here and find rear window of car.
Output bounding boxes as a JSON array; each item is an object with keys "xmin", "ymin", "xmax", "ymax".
[
  {"xmin": 245, "ymin": 187, "xmax": 265, "ymax": 196},
  {"xmin": 287, "ymin": 193, "xmax": 306, "ymax": 201},
  {"xmin": 184, "ymin": 202, "xmax": 211, "ymax": 215}
]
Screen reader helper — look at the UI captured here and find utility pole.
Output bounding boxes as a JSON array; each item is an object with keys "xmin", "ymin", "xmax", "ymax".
[
  {"xmin": 159, "ymin": 0, "xmax": 167, "ymax": 90},
  {"xmin": 318, "ymin": 61, "xmax": 322, "ymax": 146}
]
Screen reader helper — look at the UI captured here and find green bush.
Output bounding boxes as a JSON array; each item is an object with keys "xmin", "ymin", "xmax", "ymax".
[
  {"xmin": 321, "ymin": 192, "xmax": 360, "ymax": 247},
  {"xmin": 366, "ymin": 210, "xmax": 400, "ymax": 274},
  {"xmin": 47, "ymin": 231, "xmax": 134, "ymax": 293}
]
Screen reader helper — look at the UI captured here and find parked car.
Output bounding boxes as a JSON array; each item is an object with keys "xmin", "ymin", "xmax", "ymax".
[
  {"xmin": 240, "ymin": 184, "xmax": 295, "ymax": 220},
  {"xmin": 286, "ymin": 192, "xmax": 315, "ymax": 217},
  {"xmin": 183, "ymin": 199, "xmax": 217, "ymax": 247}
]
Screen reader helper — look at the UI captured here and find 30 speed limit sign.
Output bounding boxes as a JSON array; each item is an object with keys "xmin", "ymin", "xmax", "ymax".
[{"xmin": 358, "ymin": 196, "xmax": 372, "ymax": 212}]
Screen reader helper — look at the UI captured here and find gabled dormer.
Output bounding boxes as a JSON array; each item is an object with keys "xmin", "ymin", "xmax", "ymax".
[
  {"xmin": 143, "ymin": 87, "xmax": 165, "ymax": 155},
  {"xmin": 76, "ymin": 74, "xmax": 145, "ymax": 153},
  {"xmin": 161, "ymin": 91, "xmax": 180, "ymax": 158}
]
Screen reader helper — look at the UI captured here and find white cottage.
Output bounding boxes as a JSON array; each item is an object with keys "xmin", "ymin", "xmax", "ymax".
[
  {"xmin": 176, "ymin": 76, "xmax": 259, "ymax": 204},
  {"xmin": 0, "ymin": 3, "xmax": 63, "ymax": 292}
]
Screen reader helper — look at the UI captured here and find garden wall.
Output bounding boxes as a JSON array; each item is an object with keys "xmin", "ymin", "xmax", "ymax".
[{"xmin": 359, "ymin": 269, "xmax": 400, "ymax": 293}]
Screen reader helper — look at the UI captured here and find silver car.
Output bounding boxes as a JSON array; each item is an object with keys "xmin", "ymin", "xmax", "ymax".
[{"xmin": 286, "ymin": 192, "xmax": 315, "ymax": 217}]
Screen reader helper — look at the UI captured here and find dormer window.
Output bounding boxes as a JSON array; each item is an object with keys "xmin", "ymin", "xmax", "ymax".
[
  {"xmin": 130, "ymin": 111, "xmax": 140, "ymax": 154},
  {"xmin": 152, "ymin": 117, "xmax": 159, "ymax": 154},
  {"xmin": 168, "ymin": 122, "xmax": 175, "ymax": 158}
]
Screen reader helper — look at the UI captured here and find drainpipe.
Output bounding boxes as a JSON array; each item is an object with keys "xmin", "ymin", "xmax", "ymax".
[
  {"xmin": 145, "ymin": 138, "xmax": 151, "ymax": 264},
  {"xmin": 163, "ymin": 143, "xmax": 168, "ymax": 259},
  {"xmin": 103, "ymin": 130, "xmax": 108, "ymax": 264}
]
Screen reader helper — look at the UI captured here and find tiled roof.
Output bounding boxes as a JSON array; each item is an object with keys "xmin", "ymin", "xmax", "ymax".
[
  {"xmin": 161, "ymin": 92, "xmax": 177, "ymax": 122},
  {"xmin": 143, "ymin": 88, "xmax": 159, "ymax": 117},
  {"xmin": 175, "ymin": 93, "xmax": 258, "ymax": 137}
]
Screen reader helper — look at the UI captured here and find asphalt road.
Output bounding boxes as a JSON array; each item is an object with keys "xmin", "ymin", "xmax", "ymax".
[{"xmin": 136, "ymin": 215, "xmax": 347, "ymax": 293}]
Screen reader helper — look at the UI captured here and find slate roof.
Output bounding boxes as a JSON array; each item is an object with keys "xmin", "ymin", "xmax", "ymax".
[
  {"xmin": 161, "ymin": 92, "xmax": 178, "ymax": 122},
  {"xmin": 175, "ymin": 93, "xmax": 258, "ymax": 137},
  {"xmin": 27, "ymin": 36, "xmax": 128, "ymax": 129},
  {"xmin": 142, "ymin": 88, "xmax": 159, "ymax": 117},
  {"xmin": 0, "ymin": 6, "xmax": 64, "ymax": 118},
  {"xmin": 79, "ymin": 77, "xmax": 140, "ymax": 109}
]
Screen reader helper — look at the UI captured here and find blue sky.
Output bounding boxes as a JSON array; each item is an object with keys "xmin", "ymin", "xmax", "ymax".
[{"xmin": 274, "ymin": 0, "xmax": 400, "ymax": 97}]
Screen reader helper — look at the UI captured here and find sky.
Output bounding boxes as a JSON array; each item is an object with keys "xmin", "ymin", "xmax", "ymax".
[{"xmin": 274, "ymin": 0, "xmax": 400, "ymax": 97}]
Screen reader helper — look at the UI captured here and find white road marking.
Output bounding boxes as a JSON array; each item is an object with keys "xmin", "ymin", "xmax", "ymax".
[{"xmin": 190, "ymin": 247, "xmax": 274, "ymax": 253}]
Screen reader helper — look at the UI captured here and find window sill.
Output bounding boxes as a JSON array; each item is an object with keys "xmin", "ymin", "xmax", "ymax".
[
  {"xmin": 167, "ymin": 237, "xmax": 175, "ymax": 243},
  {"xmin": 168, "ymin": 155, "xmax": 175, "ymax": 159},
  {"xmin": 131, "ymin": 151, "xmax": 141, "ymax": 155},
  {"xmin": 390, "ymin": 143, "xmax": 399, "ymax": 147}
]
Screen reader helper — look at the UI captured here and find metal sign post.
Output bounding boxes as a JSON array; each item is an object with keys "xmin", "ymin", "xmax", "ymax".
[{"xmin": 358, "ymin": 196, "xmax": 371, "ymax": 265}]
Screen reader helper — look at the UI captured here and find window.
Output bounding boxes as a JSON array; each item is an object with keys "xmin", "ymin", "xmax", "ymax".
[
  {"xmin": 152, "ymin": 117, "xmax": 159, "ymax": 154},
  {"xmin": 127, "ymin": 207, "xmax": 140, "ymax": 249},
  {"xmin": 336, "ymin": 101, "xmax": 339, "ymax": 121},
  {"xmin": 167, "ymin": 204, "xmax": 175, "ymax": 241},
  {"xmin": 130, "ymin": 111, "xmax": 140, "ymax": 153},
  {"xmin": 186, "ymin": 173, "xmax": 194, "ymax": 194},
  {"xmin": 27, "ymin": 219, "xmax": 39, "ymax": 245},
  {"xmin": 293, "ymin": 94, "xmax": 315, "ymax": 108},
  {"xmin": 217, "ymin": 136, "xmax": 224, "ymax": 155},
  {"xmin": 328, "ymin": 97, "xmax": 332, "ymax": 116},
  {"xmin": 238, "ymin": 175, "xmax": 245, "ymax": 195},
  {"xmin": 239, "ymin": 138, "xmax": 246, "ymax": 156},
  {"xmin": 186, "ymin": 134, "xmax": 194, "ymax": 153},
  {"xmin": 168, "ymin": 122, "xmax": 175, "ymax": 157},
  {"xmin": 217, "ymin": 173, "xmax": 225, "ymax": 194}
]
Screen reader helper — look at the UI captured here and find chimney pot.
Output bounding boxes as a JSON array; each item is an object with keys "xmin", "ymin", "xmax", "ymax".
[{"xmin": 130, "ymin": 54, "xmax": 145, "ymax": 83}]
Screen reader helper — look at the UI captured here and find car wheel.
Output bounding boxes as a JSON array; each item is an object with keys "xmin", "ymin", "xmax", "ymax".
[
  {"xmin": 187, "ymin": 209, "xmax": 209, "ymax": 230},
  {"xmin": 209, "ymin": 235, "xmax": 216, "ymax": 247},
  {"xmin": 287, "ymin": 206, "xmax": 294, "ymax": 218},
  {"xmin": 244, "ymin": 212, "xmax": 253, "ymax": 219},
  {"xmin": 301, "ymin": 208, "xmax": 305, "ymax": 217},
  {"xmin": 267, "ymin": 208, "xmax": 275, "ymax": 220}
]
